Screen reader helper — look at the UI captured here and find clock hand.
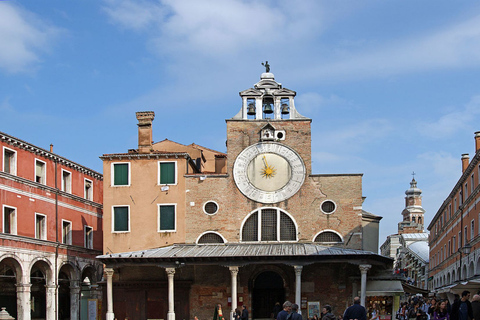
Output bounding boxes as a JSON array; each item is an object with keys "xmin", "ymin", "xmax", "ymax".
[{"xmin": 263, "ymin": 155, "xmax": 269, "ymax": 168}]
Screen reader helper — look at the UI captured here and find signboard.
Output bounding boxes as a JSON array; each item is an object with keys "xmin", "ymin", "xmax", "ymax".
[
  {"xmin": 88, "ymin": 299, "xmax": 98, "ymax": 320},
  {"xmin": 308, "ymin": 301, "xmax": 320, "ymax": 319}
]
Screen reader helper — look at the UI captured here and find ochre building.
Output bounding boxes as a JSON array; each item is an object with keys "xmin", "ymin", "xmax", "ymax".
[{"xmin": 99, "ymin": 71, "xmax": 399, "ymax": 320}]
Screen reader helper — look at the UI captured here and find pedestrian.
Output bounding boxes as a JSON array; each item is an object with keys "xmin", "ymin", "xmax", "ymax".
[
  {"xmin": 471, "ymin": 295, "xmax": 480, "ymax": 320},
  {"xmin": 273, "ymin": 303, "xmax": 283, "ymax": 320},
  {"xmin": 322, "ymin": 305, "xmax": 336, "ymax": 320},
  {"xmin": 398, "ymin": 302, "xmax": 408, "ymax": 320},
  {"xmin": 214, "ymin": 303, "xmax": 224, "ymax": 320},
  {"xmin": 433, "ymin": 300, "xmax": 450, "ymax": 320},
  {"xmin": 287, "ymin": 303, "xmax": 303, "ymax": 320},
  {"xmin": 370, "ymin": 303, "xmax": 380, "ymax": 320},
  {"xmin": 343, "ymin": 297, "xmax": 367, "ymax": 320},
  {"xmin": 277, "ymin": 301, "xmax": 293, "ymax": 320},
  {"xmin": 241, "ymin": 306, "xmax": 249, "ymax": 320},
  {"xmin": 451, "ymin": 291, "xmax": 473, "ymax": 320}
]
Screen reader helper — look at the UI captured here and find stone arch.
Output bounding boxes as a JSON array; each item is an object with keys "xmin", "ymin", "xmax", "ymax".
[
  {"xmin": 250, "ymin": 267, "xmax": 287, "ymax": 319},
  {"xmin": 447, "ymin": 272, "xmax": 451, "ymax": 284},
  {"xmin": 452, "ymin": 269, "xmax": 456, "ymax": 282},
  {"xmin": 462, "ymin": 265, "xmax": 468, "ymax": 280},
  {"xmin": 30, "ymin": 259, "xmax": 53, "ymax": 319},
  {"xmin": 312, "ymin": 229, "xmax": 344, "ymax": 244},
  {"xmin": 241, "ymin": 207, "xmax": 297, "ymax": 242},
  {"xmin": 469, "ymin": 261, "xmax": 475, "ymax": 278},
  {"xmin": 0, "ymin": 255, "xmax": 24, "ymax": 316},
  {"xmin": 81, "ymin": 264, "xmax": 98, "ymax": 285},
  {"xmin": 0, "ymin": 253, "xmax": 24, "ymax": 283},
  {"xmin": 196, "ymin": 231, "xmax": 227, "ymax": 244},
  {"xmin": 476, "ymin": 257, "xmax": 480, "ymax": 276}
]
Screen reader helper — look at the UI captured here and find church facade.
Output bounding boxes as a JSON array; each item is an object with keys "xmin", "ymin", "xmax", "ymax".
[{"xmin": 99, "ymin": 70, "xmax": 399, "ymax": 320}]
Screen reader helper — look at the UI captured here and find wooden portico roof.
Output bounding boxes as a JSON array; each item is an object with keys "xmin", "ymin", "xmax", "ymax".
[{"xmin": 97, "ymin": 243, "xmax": 393, "ymax": 268}]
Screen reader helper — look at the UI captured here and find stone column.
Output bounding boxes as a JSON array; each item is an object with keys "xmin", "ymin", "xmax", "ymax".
[
  {"xmin": 166, "ymin": 268, "xmax": 176, "ymax": 320},
  {"xmin": 46, "ymin": 283, "xmax": 57, "ymax": 320},
  {"xmin": 359, "ymin": 265, "xmax": 371, "ymax": 307},
  {"xmin": 229, "ymin": 267, "xmax": 239, "ymax": 320},
  {"xmin": 105, "ymin": 268, "xmax": 115, "ymax": 320},
  {"xmin": 70, "ymin": 281, "xmax": 81, "ymax": 320},
  {"xmin": 16, "ymin": 282, "xmax": 32, "ymax": 320},
  {"xmin": 294, "ymin": 266, "xmax": 303, "ymax": 314}
]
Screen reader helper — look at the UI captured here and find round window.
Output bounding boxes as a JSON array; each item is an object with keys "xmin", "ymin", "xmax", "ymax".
[
  {"xmin": 204, "ymin": 201, "xmax": 219, "ymax": 215},
  {"xmin": 321, "ymin": 200, "xmax": 336, "ymax": 214}
]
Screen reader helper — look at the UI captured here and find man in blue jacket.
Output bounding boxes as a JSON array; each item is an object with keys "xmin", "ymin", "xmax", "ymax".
[{"xmin": 343, "ymin": 297, "xmax": 367, "ymax": 320}]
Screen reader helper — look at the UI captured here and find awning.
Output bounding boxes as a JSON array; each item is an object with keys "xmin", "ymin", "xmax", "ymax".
[
  {"xmin": 402, "ymin": 282, "xmax": 429, "ymax": 295},
  {"xmin": 451, "ymin": 279, "xmax": 480, "ymax": 292},
  {"xmin": 359, "ymin": 280, "xmax": 404, "ymax": 296}
]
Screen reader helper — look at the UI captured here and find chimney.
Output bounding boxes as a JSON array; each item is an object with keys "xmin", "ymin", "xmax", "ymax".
[
  {"xmin": 136, "ymin": 111, "xmax": 155, "ymax": 154},
  {"xmin": 462, "ymin": 153, "xmax": 470, "ymax": 173},
  {"xmin": 475, "ymin": 131, "xmax": 480, "ymax": 153},
  {"xmin": 50, "ymin": 144, "xmax": 53, "ymax": 153}
]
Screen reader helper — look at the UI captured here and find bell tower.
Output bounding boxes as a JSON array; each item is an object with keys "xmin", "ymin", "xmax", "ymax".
[{"xmin": 398, "ymin": 177, "xmax": 426, "ymax": 234}]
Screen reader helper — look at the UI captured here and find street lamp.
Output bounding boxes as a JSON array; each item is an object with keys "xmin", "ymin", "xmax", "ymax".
[
  {"xmin": 458, "ymin": 242, "xmax": 472, "ymax": 281},
  {"xmin": 463, "ymin": 243, "xmax": 472, "ymax": 255}
]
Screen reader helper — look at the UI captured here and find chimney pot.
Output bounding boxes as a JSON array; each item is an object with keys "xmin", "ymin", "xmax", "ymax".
[
  {"xmin": 475, "ymin": 131, "xmax": 480, "ymax": 153},
  {"xmin": 50, "ymin": 144, "xmax": 53, "ymax": 153},
  {"xmin": 136, "ymin": 111, "xmax": 155, "ymax": 154},
  {"xmin": 462, "ymin": 153, "xmax": 470, "ymax": 173}
]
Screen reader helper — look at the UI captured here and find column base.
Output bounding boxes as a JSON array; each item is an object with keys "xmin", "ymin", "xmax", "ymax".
[
  {"xmin": 168, "ymin": 311, "xmax": 176, "ymax": 320},
  {"xmin": 106, "ymin": 312, "xmax": 115, "ymax": 320}
]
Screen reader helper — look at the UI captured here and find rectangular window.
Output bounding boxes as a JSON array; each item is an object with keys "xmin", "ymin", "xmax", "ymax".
[
  {"xmin": 453, "ymin": 236, "xmax": 456, "ymax": 254},
  {"xmin": 159, "ymin": 161, "xmax": 177, "ymax": 185},
  {"xmin": 472, "ymin": 220, "xmax": 475, "ymax": 241},
  {"xmin": 158, "ymin": 204, "xmax": 176, "ymax": 232},
  {"xmin": 465, "ymin": 226, "xmax": 469, "ymax": 244},
  {"xmin": 35, "ymin": 213, "xmax": 46, "ymax": 240},
  {"xmin": 465, "ymin": 183, "xmax": 468, "ymax": 200},
  {"xmin": 112, "ymin": 163, "xmax": 129, "ymax": 186},
  {"xmin": 3, "ymin": 205, "xmax": 17, "ymax": 234},
  {"xmin": 448, "ymin": 240, "xmax": 451, "ymax": 256},
  {"xmin": 62, "ymin": 169, "xmax": 72, "ymax": 193},
  {"xmin": 3, "ymin": 147, "xmax": 16, "ymax": 175},
  {"xmin": 62, "ymin": 220, "xmax": 72, "ymax": 245},
  {"xmin": 458, "ymin": 231, "xmax": 462, "ymax": 250},
  {"xmin": 35, "ymin": 159, "xmax": 46, "ymax": 184},
  {"xmin": 113, "ymin": 206, "xmax": 129, "ymax": 232},
  {"xmin": 84, "ymin": 179, "xmax": 93, "ymax": 200},
  {"xmin": 84, "ymin": 226, "xmax": 93, "ymax": 249},
  {"xmin": 449, "ymin": 204, "xmax": 452, "ymax": 219},
  {"xmin": 472, "ymin": 174, "xmax": 475, "ymax": 194}
]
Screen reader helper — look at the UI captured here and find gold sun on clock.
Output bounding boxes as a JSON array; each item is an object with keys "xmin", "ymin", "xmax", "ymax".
[{"xmin": 261, "ymin": 155, "xmax": 276, "ymax": 178}]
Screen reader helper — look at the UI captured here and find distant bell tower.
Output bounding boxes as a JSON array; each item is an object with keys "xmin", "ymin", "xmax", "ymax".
[{"xmin": 398, "ymin": 177, "xmax": 425, "ymax": 234}]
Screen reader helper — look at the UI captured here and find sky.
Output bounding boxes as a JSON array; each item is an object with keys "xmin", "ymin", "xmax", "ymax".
[{"xmin": 2, "ymin": 0, "xmax": 480, "ymax": 249}]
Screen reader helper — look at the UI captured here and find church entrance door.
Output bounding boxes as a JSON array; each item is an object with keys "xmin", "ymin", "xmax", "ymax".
[{"xmin": 252, "ymin": 271, "xmax": 285, "ymax": 320}]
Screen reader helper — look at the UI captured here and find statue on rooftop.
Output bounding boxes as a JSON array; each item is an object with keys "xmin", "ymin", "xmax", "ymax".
[{"xmin": 262, "ymin": 61, "xmax": 270, "ymax": 73}]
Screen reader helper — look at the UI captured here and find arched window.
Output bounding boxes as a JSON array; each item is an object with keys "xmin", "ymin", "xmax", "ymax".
[
  {"xmin": 241, "ymin": 208, "xmax": 296, "ymax": 242},
  {"xmin": 314, "ymin": 231, "xmax": 343, "ymax": 244},
  {"xmin": 197, "ymin": 232, "xmax": 225, "ymax": 244}
]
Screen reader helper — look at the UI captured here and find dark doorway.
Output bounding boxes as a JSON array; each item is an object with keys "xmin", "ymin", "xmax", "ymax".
[{"xmin": 252, "ymin": 271, "xmax": 285, "ymax": 319}]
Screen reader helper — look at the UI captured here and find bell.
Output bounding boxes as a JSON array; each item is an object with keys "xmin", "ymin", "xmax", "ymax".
[
  {"xmin": 247, "ymin": 103, "xmax": 256, "ymax": 115},
  {"xmin": 263, "ymin": 103, "xmax": 273, "ymax": 114},
  {"xmin": 281, "ymin": 103, "xmax": 290, "ymax": 114}
]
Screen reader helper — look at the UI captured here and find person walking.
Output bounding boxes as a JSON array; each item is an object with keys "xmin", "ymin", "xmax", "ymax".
[
  {"xmin": 451, "ymin": 291, "xmax": 473, "ymax": 320},
  {"xmin": 322, "ymin": 305, "xmax": 336, "ymax": 320},
  {"xmin": 471, "ymin": 295, "xmax": 480, "ymax": 320},
  {"xmin": 370, "ymin": 303, "xmax": 380, "ymax": 320},
  {"xmin": 288, "ymin": 303, "xmax": 303, "ymax": 320},
  {"xmin": 241, "ymin": 306, "xmax": 249, "ymax": 320},
  {"xmin": 343, "ymin": 297, "xmax": 367, "ymax": 320}
]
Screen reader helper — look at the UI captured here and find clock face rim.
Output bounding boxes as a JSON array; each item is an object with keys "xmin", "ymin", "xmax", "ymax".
[{"xmin": 233, "ymin": 142, "xmax": 306, "ymax": 203}]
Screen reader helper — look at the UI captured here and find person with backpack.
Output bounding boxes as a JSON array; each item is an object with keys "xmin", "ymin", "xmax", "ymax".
[{"xmin": 287, "ymin": 303, "xmax": 303, "ymax": 320}]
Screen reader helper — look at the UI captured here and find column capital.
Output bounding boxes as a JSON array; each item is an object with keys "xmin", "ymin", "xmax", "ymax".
[
  {"xmin": 166, "ymin": 267, "xmax": 176, "ymax": 276},
  {"xmin": 16, "ymin": 283, "xmax": 32, "ymax": 292},
  {"xmin": 359, "ymin": 264, "xmax": 371, "ymax": 274},
  {"xmin": 229, "ymin": 266, "xmax": 239, "ymax": 275},
  {"xmin": 294, "ymin": 265, "xmax": 303, "ymax": 273},
  {"xmin": 104, "ymin": 268, "xmax": 115, "ymax": 277}
]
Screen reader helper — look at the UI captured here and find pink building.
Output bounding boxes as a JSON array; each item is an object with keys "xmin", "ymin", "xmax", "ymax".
[{"xmin": 0, "ymin": 131, "xmax": 103, "ymax": 320}]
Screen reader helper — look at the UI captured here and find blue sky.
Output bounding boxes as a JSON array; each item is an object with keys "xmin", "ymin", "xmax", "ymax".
[{"xmin": 2, "ymin": 0, "xmax": 480, "ymax": 247}]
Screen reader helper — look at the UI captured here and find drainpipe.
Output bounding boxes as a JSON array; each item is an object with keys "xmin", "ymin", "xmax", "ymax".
[{"xmin": 55, "ymin": 158, "xmax": 59, "ymax": 320}]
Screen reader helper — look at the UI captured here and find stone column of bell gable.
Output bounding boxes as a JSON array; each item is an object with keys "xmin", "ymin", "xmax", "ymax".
[
  {"xmin": 229, "ymin": 266, "xmax": 239, "ymax": 320},
  {"xmin": 70, "ymin": 280, "xmax": 81, "ymax": 320},
  {"xmin": 359, "ymin": 264, "xmax": 371, "ymax": 307},
  {"xmin": 294, "ymin": 266, "xmax": 303, "ymax": 314},
  {"xmin": 16, "ymin": 281, "xmax": 32, "ymax": 320},
  {"xmin": 105, "ymin": 268, "xmax": 115, "ymax": 320},
  {"xmin": 166, "ymin": 268, "xmax": 176, "ymax": 320}
]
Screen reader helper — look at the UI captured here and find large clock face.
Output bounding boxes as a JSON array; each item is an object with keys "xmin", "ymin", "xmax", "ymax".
[{"xmin": 233, "ymin": 142, "xmax": 306, "ymax": 203}]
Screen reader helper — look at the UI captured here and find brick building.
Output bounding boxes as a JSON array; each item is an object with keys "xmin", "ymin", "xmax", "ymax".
[
  {"xmin": 428, "ymin": 132, "xmax": 480, "ymax": 298},
  {"xmin": 98, "ymin": 71, "xmax": 401, "ymax": 320},
  {"xmin": 0, "ymin": 131, "xmax": 104, "ymax": 320}
]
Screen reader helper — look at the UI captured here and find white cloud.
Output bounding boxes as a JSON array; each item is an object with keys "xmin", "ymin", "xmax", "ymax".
[
  {"xmin": 418, "ymin": 95, "xmax": 480, "ymax": 139},
  {"xmin": 295, "ymin": 92, "xmax": 352, "ymax": 115},
  {"xmin": 311, "ymin": 14, "xmax": 480, "ymax": 81},
  {"xmin": 0, "ymin": 2, "xmax": 61, "ymax": 73},
  {"xmin": 103, "ymin": 0, "xmax": 166, "ymax": 31}
]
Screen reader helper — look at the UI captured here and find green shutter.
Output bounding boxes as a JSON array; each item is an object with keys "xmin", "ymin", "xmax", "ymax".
[
  {"xmin": 160, "ymin": 162, "xmax": 175, "ymax": 184},
  {"xmin": 114, "ymin": 163, "xmax": 129, "ymax": 185},
  {"xmin": 114, "ymin": 207, "xmax": 129, "ymax": 231},
  {"xmin": 160, "ymin": 205, "xmax": 175, "ymax": 231}
]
